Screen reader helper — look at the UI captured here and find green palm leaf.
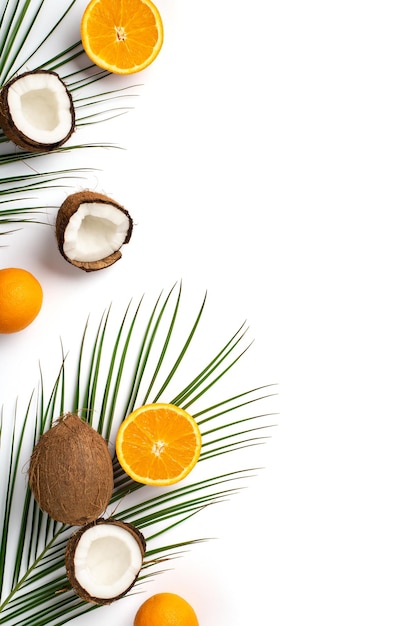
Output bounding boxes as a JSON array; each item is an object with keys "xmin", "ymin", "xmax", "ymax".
[
  {"xmin": 0, "ymin": 285, "xmax": 276, "ymax": 625},
  {"xmin": 0, "ymin": 0, "xmax": 138, "ymax": 234},
  {"xmin": 0, "ymin": 168, "xmax": 96, "ymax": 235},
  {"xmin": 0, "ymin": 1, "xmax": 84, "ymax": 84}
]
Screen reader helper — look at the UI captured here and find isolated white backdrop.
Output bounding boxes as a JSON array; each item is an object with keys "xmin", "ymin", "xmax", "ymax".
[{"xmin": 2, "ymin": 0, "xmax": 418, "ymax": 624}]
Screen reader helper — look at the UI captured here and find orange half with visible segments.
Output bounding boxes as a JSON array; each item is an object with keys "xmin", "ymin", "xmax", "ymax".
[
  {"xmin": 116, "ymin": 403, "xmax": 202, "ymax": 486},
  {"xmin": 81, "ymin": 0, "xmax": 164, "ymax": 75}
]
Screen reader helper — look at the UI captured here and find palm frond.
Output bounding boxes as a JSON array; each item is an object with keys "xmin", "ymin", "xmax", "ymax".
[
  {"xmin": 0, "ymin": 285, "xmax": 277, "ymax": 625},
  {"xmin": 0, "ymin": 167, "xmax": 99, "ymax": 234},
  {"xmin": 0, "ymin": 0, "xmax": 138, "ymax": 234},
  {"xmin": 0, "ymin": 1, "xmax": 81, "ymax": 84}
]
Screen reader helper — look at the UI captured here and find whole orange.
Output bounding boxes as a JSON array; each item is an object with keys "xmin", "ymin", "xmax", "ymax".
[
  {"xmin": 134, "ymin": 592, "xmax": 199, "ymax": 626},
  {"xmin": 0, "ymin": 268, "xmax": 43, "ymax": 333}
]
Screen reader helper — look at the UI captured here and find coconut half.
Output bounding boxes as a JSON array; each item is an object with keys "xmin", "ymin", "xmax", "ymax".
[
  {"xmin": 56, "ymin": 191, "xmax": 134, "ymax": 272},
  {"xmin": 65, "ymin": 518, "xmax": 146, "ymax": 604},
  {"xmin": 0, "ymin": 70, "xmax": 75, "ymax": 152}
]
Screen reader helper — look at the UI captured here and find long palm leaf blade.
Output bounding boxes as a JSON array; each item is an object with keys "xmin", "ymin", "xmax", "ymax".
[
  {"xmin": 0, "ymin": 0, "xmax": 33, "ymax": 80},
  {"xmin": 0, "ymin": 0, "xmax": 43, "ymax": 82},
  {"xmin": 151, "ymin": 289, "xmax": 208, "ymax": 402}
]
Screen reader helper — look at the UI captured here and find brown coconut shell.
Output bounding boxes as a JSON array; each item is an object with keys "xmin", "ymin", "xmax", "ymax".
[
  {"xmin": 55, "ymin": 190, "xmax": 134, "ymax": 272},
  {"xmin": 0, "ymin": 70, "xmax": 75, "ymax": 152},
  {"xmin": 28, "ymin": 413, "xmax": 114, "ymax": 526},
  {"xmin": 65, "ymin": 518, "xmax": 146, "ymax": 605}
]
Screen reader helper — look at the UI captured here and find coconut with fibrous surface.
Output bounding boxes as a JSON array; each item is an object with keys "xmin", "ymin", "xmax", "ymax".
[
  {"xmin": 56, "ymin": 190, "xmax": 134, "ymax": 272},
  {"xmin": 65, "ymin": 518, "xmax": 146, "ymax": 604},
  {"xmin": 28, "ymin": 413, "xmax": 114, "ymax": 526},
  {"xmin": 0, "ymin": 69, "xmax": 75, "ymax": 152}
]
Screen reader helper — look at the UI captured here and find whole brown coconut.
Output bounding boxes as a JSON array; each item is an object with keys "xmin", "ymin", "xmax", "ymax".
[
  {"xmin": 28, "ymin": 413, "xmax": 114, "ymax": 525},
  {"xmin": 65, "ymin": 518, "xmax": 146, "ymax": 604},
  {"xmin": 55, "ymin": 190, "xmax": 133, "ymax": 272},
  {"xmin": 0, "ymin": 69, "xmax": 75, "ymax": 152}
]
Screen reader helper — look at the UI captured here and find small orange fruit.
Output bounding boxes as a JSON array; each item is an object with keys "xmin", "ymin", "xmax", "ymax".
[
  {"xmin": 116, "ymin": 403, "xmax": 202, "ymax": 486},
  {"xmin": 134, "ymin": 592, "xmax": 199, "ymax": 626},
  {"xmin": 80, "ymin": 0, "xmax": 164, "ymax": 75},
  {"xmin": 0, "ymin": 268, "xmax": 43, "ymax": 334}
]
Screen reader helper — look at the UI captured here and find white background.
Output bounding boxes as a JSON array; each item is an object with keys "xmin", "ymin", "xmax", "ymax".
[{"xmin": 2, "ymin": 0, "xmax": 418, "ymax": 624}]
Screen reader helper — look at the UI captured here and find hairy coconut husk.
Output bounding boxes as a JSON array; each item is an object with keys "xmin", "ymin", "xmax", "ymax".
[
  {"xmin": 0, "ymin": 69, "xmax": 75, "ymax": 152},
  {"xmin": 55, "ymin": 190, "xmax": 134, "ymax": 272},
  {"xmin": 65, "ymin": 518, "xmax": 146, "ymax": 605},
  {"xmin": 28, "ymin": 413, "xmax": 114, "ymax": 525}
]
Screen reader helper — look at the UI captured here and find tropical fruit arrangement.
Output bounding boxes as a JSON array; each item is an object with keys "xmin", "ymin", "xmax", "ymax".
[{"xmin": 0, "ymin": 2, "xmax": 275, "ymax": 625}]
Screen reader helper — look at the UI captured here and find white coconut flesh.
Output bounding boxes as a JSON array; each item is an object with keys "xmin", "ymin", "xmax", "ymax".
[
  {"xmin": 63, "ymin": 202, "xmax": 131, "ymax": 262},
  {"xmin": 72, "ymin": 523, "xmax": 144, "ymax": 600},
  {"xmin": 7, "ymin": 72, "xmax": 73, "ymax": 144}
]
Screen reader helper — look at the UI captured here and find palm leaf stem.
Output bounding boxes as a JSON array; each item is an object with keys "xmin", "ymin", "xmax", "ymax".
[
  {"xmin": 1, "ymin": 592, "xmax": 79, "ymax": 626},
  {"xmin": 2, "ymin": 576, "xmax": 69, "ymax": 610},
  {"xmin": 6, "ymin": 541, "xmax": 208, "ymax": 626},
  {"xmin": 2, "ymin": 470, "xmax": 256, "ymax": 614},
  {"xmin": 0, "ymin": 489, "xmax": 237, "ymax": 625}
]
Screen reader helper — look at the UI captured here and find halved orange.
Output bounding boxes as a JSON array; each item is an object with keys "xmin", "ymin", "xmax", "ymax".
[
  {"xmin": 80, "ymin": 0, "xmax": 164, "ymax": 75},
  {"xmin": 116, "ymin": 403, "xmax": 202, "ymax": 486}
]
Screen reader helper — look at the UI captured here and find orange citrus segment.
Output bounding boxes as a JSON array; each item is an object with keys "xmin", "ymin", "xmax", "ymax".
[
  {"xmin": 116, "ymin": 404, "xmax": 202, "ymax": 486},
  {"xmin": 80, "ymin": 0, "xmax": 164, "ymax": 75},
  {"xmin": 0, "ymin": 268, "xmax": 43, "ymax": 334}
]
